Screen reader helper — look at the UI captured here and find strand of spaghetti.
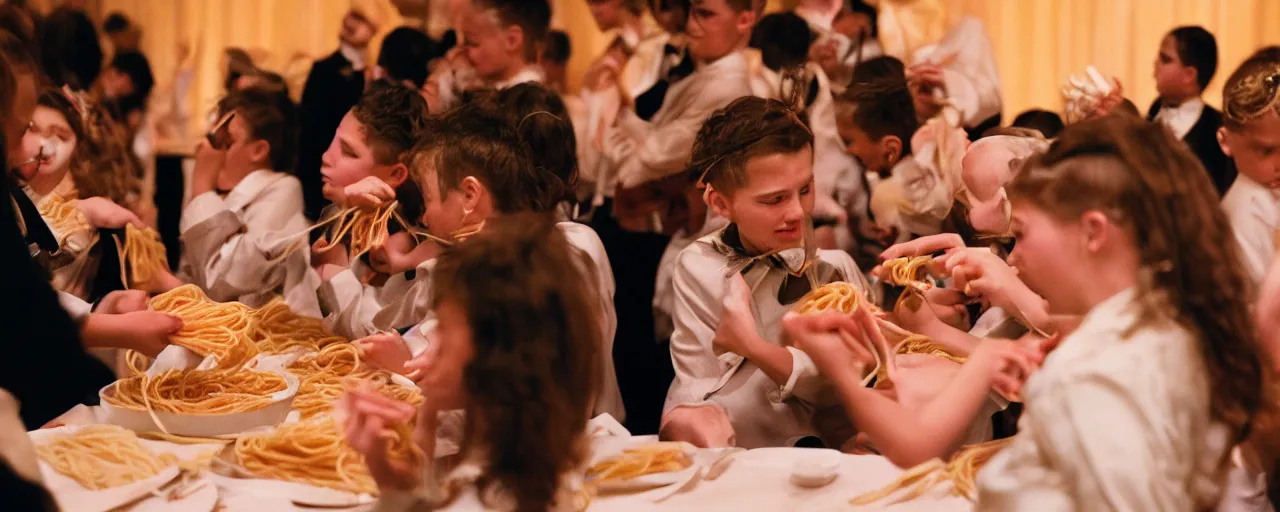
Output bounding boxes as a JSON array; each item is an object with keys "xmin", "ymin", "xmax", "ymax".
[
  {"xmin": 35, "ymin": 425, "xmax": 177, "ymax": 490},
  {"xmin": 114, "ymin": 225, "xmax": 168, "ymax": 289},
  {"xmin": 234, "ymin": 416, "xmax": 422, "ymax": 495},
  {"xmin": 850, "ymin": 438, "xmax": 1011, "ymax": 505},
  {"xmin": 105, "ymin": 368, "xmax": 288, "ymax": 415},
  {"xmin": 149, "ymin": 284, "xmax": 257, "ymax": 368}
]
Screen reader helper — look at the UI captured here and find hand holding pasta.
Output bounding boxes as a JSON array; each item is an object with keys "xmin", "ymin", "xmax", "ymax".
[{"xmin": 148, "ymin": 284, "xmax": 258, "ymax": 368}]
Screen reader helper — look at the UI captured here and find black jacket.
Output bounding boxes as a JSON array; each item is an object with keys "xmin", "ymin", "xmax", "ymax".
[
  {"xmin": 297, "ymin": 49, "xmax": 366, "ymax": 220},
  {"xmin": 1147, "ymin": 99, "xmax": 1234, "ymax": 195},
  {"xmin": 1, "ymin": 177, "xmax": 114, "ymax": 429}
]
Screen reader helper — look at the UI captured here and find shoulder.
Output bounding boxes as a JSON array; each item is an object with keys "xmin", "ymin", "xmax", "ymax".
[
  {"xmin": 1034, "ymin": 319, "xmax": 1204, "ymax": 401},
  {"xmin": 1200, "ymin": 104, "xmax": 1223, "ymax": 123},
  {"xmin": 1223, "ymin": 179, "xmax": 1278, "ymax": 221},
  {"xmin": 556, "ymin": 222, "xmax": 608, "ymax": 263},
  {"xmin": 816, "ymin": 249, "xmax": 861, "ymax": 282}
]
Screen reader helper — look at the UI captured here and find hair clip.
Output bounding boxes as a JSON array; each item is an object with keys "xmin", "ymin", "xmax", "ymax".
[{"xmin": 518, "ymin": 110, "xmax": 561, "ymax": 130}]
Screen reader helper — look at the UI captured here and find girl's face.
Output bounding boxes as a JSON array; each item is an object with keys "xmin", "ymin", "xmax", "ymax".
[
  {"xmin": 1006, "ymin": 202, "xmax": 1091, "ymax": 315},
  {"xmin": 416, "ymin": 162, "xmax": 471, "ymax": 241},
  {"xmin": 709, "ymin": 147, "xmax": 815, "ymax": 254},
  {"xmin": 24, "ymin": 105, "xmax": 78, "ymax": 180},
  {"xmin": 417, "ymin": 300, "xmax": 475, "ymax": 410}
]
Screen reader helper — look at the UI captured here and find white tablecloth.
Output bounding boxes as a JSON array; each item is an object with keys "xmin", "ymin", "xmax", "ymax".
[{"xmin": 32, "ymin": 406, "xmax": 973, "ymax": 512}]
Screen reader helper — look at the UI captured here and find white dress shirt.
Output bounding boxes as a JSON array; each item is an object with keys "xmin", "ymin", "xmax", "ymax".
[
  {"xmin": 664, "ymin": 226, "xmax": 864, "ymax": 448},
  {"xmin": 1222, "ymin": 172, "xmax": 1280, "ymax": 285},
  {"xmin": 607, "ymin": 50, "xmax": 754, "ymax": 189},
  {"xmin": 179, "ymin": 169, "xmax": 320, "ymax": 317},
  {"xmin": 912, "ymin": 17, "xmax": 1002, "ymax": 128},
  {"xmin": 489, "ymin": 65, "xmax": 544, "ymax": 90},
  {"xmin": 1156, "ymin": 97, "xmax": 1206, "ymax": 141},
  {"xmin": 977, "ymin": 288, "xmax": 1232, "ymax": 511}
]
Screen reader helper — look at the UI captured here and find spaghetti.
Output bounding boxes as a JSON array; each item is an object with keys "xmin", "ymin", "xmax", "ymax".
[
  {"xmin": 149, "ymin": 284, "xmax": 257, "ymax": 368},
  {"xmin": 794, "ymin": 282, "xmax": 865, "ymax": 315},
  {"xmin": 234, "ymin": 416, "xmax": 422, "ymax": 495},
  {"xmin": 287, "ymin": 343, "xmax": 424, "ymax": 419},
  {"xmin": 313, "ymin": 203, "xmax": 401, "ymax": 261},
  {"xmin": 587, "ymin": 442, "xmax": 693, "ymax": 483},
  {"xmin": 850, "ymin": 438, "xmax": 1011, "ymax": 505},
  {"xmin": 115, "ymin": 224, "xmax": 168, "ymax": 290},
  {"xmin": 36, "ymin": 193, "xmax": 89, "ymax": 246},
  {"xmin": 104, "ymin": 368, "xmax": 288, "ymax": 415},
  {"xmin": 35, "ymin": 425, "xmax": 177, "ymax": 490},
  {"xmin": 251, "ymin": 298, "xmax": 347, "ymax": 354},
  {"xmin": 880, "ymin": 256, "xmax": 934, "ymax": 291}
]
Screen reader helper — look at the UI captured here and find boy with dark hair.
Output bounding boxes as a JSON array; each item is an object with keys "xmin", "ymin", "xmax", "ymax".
[
  {"xmin": 316, "ymin": 81, "xmax": 434, "ymax": 338},
  {"xmin": 1010, "ymin": 108, "xmax": 1064, "ymax": 139},
  {"xmin": 297, "ymin": 7, "xmax": 383, "ymax": 220},
  {"xmin": 96, "ymin": 50, "xmax": 153, "ymax": 128},
  {"xmin": 541, "ymin": 29, "xmax": 571, "ymax": 93},
  {"xmin": 460, "ymin": 0, "xmax": 552, "ymax": 89},
  {"xmin": 1148, "ymin": 25, "xmax": 1231, "ymax": 194},
  {"xmin": 376, "ymin": 26, "xmax": 435, "ymax": 89},
  {"xmin": 179, "ymin": 86, "xmax": 318, "ymax": 315}
]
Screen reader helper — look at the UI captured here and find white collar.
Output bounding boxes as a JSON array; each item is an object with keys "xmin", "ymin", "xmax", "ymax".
[
  {"xmin": 223, "ymin": 169, "xmax": 283, "ymax": 212},
  {"xmin": 697, "ymin": 50, "xmax": 748, "ymax": 74},
  {"xmin": 339, "ymin": 42, "xmax": 366, "ymax": 71},
  {"xmin": 1046, "ymin": 287, "xmax": 1139, "ymax": 364},
  {"xmin": 794, "ymin": 6, "xmax": 835, "ymax": 31},
  {"xmin": 1160, "ymin": 96, "xmax": 1205, "ymax": 120},
  {"xmin": 1232, "ymin": 171, "xmax": 1280, "ymax": 199},
  {"xmin": 491, "ymin": 65, "xmax": 545, "ymax": 90}
]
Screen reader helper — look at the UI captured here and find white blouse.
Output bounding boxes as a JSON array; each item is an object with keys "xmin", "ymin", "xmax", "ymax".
[
  {"xmin": 179, "ymin": 170, "xmax": 321, "ymax": 317},
  {"xmin": 1222, "ymin": 172, "xmax": 1280, "ymax": 286},
  {"xmin": 976, "ymin": 288, "xmax": 1232, "ymax": 511}
]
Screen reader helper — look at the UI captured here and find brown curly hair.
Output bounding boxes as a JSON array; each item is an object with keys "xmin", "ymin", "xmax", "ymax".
[
  {"xmin": 1007, "ymin": 114, "xmax": 1264, "ymax": 475},
  {"xmin": 350, "ymin": 80, "xmax": 430, "ymax": 165},
  {"xmin": 688, "ymin": 78, "xmax": 814, "ymax": 193},
  {"xmin": 430, "ymin": 212, "xmax": 600, "ymax": 512},
  {"xmin": 38, "ymin": 88, "xmax": 141, "ymax": 205}
]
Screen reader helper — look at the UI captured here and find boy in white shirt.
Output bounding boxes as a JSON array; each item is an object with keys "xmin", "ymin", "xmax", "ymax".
[
  {"xmin": 1220, "ymin": 55, "xmax": 1280, "ymax": 286},
  {"xmin": 179, "ymin": 87, "xmax": 319, "ymax": 316},
  {"xmin": 1149, "ymin": 26, "xmax": 1231, "ymax": 194},
  {"xmin": 460, "ymin": 0, "xmax": 550, "ymax": 89}
]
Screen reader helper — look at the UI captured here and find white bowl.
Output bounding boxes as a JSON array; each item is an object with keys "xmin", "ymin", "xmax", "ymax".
[{"xmin": 789, "ymin": 448, "xmax": 842, "ymax": 488}]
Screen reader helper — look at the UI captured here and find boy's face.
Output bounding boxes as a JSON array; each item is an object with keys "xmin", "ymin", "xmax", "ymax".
[
  {"xmin": 340, "ymin": 12, "xmax": 375, "ymax": 48},
  {"xmin": 218, "ymin": 112, "xmax": 269, "ymax": 190},
  {"xmin": 708, "ymin": 147, "xmax": 815, "ymax": 254},
  {"xmin": 462, "ymin": 8, "xmax": 522, "ymax": 82},
  {"xmin": 837, "ymin": 114, "xmax": 892, "ymax": 173},
  {"xmin": 1153, "ymin": 35, "xmax": 1196, "ymax": 99},
  {"xmin": 321, "ymin": 112, "xmax": 395, "ymax": 202},
  {"xmin": 588, "ymin": 0, "xmax": 627, "ymax": 31},
  {"xmin": 686, "ymin": 0, "xmax": 754, "ymax": 63},
  {"xmin": 1221, "ymin": 110, "xmax": 1280, "ymax": 189},
  {"xmin": 650, "ymin": 0, "xmax": 688, "ymax": 34}
]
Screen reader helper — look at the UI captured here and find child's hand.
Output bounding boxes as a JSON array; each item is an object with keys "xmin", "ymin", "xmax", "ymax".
[
  {"xmin": 116, "ymin": 311, "xmax": 183, "ymax": 357},
  {"xmin": 783, "ymin": 311, "xmax": 877, "ymax": 380},
  {"xmin": 880, "ymin": 234, "xmax": 966, "ymax": 261},
  {"xmin": 712, "ymin": 274, "xmax": 760, "ymax": 358},
  {"xmin": 76, "ymin": 197, "xmax": 144, "ymax": 229},
  {"xmin": 340, "ymin": 385, "xmax": 421, "ymax": 491},
  {"xmin": 368, "ymin": 232, "xmax": 431, "ymax": 275},
  {"xmin": 190, "ymin": 139, "xmax": 226, "ymax": 196},
  {"xmin": 356, "ymin": 331, "xmax": 413, "ymax": 375},
  {"xmin": 924, "ymin": 287, "xmax": 971, "ymax": 331},
  {"xmin": 943, "ymin": 249, "xmax": 1022, "ymax": 307},
  {"xmin": 146, "ymin": 268, "xmax": 184, "ymax": 294},
  {"xmin": 312, "ymin": 238, "xmax": 350, "ymax": 270},
  {"xmin": 341, "ymin": 176, "xmax": 396, "ymax": 209},
  {"xmin": 968, "ymin": 339, "xmax": 1043, "ymax": 401},
  {"xmin": 95, "ymin": 290, "xmax": 149, "ymax": 315}
]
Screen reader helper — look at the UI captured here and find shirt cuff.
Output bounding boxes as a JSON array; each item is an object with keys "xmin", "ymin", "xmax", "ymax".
[
  {"xmin": 777, "ymin": 346, "xmax": 822, "ymax": 403},
  {"xmin": 58, "ymin": 292, "xmax": 93, "ymax": 323},
  {"xmin": 318, "ymin": 268, "xmax": 364, "ymax": 318},
  {"xmin": 180, "ymin": 192, "xmax": 229, "ymax": 234}
]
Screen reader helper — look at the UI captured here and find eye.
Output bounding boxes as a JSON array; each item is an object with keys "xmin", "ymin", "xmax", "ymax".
[{"xmin": 799, "ymin": 185, "xmax": 811, "ymax": 196}]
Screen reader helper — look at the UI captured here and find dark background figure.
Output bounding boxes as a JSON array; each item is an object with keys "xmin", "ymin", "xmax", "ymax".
[
  {"xmin": 102, "ymin": 11, "xmax": 141, "ymax": 52},
  {"xmin": 297, "ymin": 9, "xmax": 376, "ymax": 221},
  {"xmin": 1146, "ymin": 25, "xmax": 1231, "ymax": 195},
  {"xmin": 36, "ymin": 5, "xmax": 102, "ymax": 90},
  {"xmin": 542, "ymin": 29, "xmax": 571, "ymax": 94},
  {"xmin": 377, "ymin": 26, "xmax": 438, "ymax": 89},
  {"xmin": 96, "ymin": 50, "xmax": 154, "ymax": 134},
  {"xmin": 1010, "ymin": 108, "xmax": 1064, "ymax": 139}
]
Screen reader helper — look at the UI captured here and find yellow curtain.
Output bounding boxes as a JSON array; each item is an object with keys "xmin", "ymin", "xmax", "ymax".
[{"xmin": 26, "ymin": 0, "xmax": 1280, "ymax": 141}]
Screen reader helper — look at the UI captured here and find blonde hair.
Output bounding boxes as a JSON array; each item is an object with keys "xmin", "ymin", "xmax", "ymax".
[{"xmin": 1223, "ymin": 56, "xmax": 1280, "ymax": 130}]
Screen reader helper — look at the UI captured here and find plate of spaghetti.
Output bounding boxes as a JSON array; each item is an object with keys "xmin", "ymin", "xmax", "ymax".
[
  {"xmin": 587, "ymin": 441, "xmax": 698, "ymax": 492},
  {"xmin": 29, "ymin": 424, "xmax": 219, "ymax": 512},
  {"xmin": 98, "ymin": 366, "xmax": 299, "ymax": 437}
]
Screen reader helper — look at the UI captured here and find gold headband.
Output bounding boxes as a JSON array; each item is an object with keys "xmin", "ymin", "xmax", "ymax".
[{"xmin": 1224, "ymin": 67, "xmax": 1280, "ymax": 124}]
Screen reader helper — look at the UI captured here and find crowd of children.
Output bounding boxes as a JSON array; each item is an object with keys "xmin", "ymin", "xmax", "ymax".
[{"xmin": 3, "ymin": 0, "xmax": 1280, "ymax": 510}]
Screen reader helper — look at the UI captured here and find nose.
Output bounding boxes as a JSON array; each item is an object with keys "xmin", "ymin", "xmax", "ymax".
[
  {"xmin": 320, "ymin": 140, "xmax": 337, "ymax": 170},
  {"xmin": 782, "ymin": 196, "xmax": 804, "ymax": 223},
  {"xmin": 1006, "ymin": 246, "xmax": 1022, "ymax": 269}
]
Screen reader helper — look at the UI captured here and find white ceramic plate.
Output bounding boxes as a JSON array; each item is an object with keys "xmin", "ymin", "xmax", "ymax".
[
  {"xmin": 28, "ymin": 426, "xmax": 221, "ymax": 512},
  {"xmin": 206, "ymin": 472, "xmax": 376, "ymax": 508}
]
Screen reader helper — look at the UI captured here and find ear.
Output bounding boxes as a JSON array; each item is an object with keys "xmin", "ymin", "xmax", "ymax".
[
  {"xmin": 736, "ymin": 8, "xmax": 758, "ymax": 35},
  {"xmin": 249, "ymin": 139, "xmax": 271, "ymax": 166},
  {"xmin": 385, "ymin": 163, "xmax": 409, "ymax": 188},
  {"xmin": 1217, "ymin": 126, "xmax": 1233, "ymax": 157},
  {"xmin": 881, "ymin": 135, "xmax": 903, "ymax": 165},
  {"xmin": 705, "ymin": 185, "xmax": 732, "ymax": 220},
  {"xmin": 1080, "ymin": 210, "xmax": 1110, "ymax": 253},
  {"xmin": 1183, "ymin": 66, "xmax": 1200, "ymax": 89},
  {"xmin": 503, "ymin": 24, "xmax": 525, "ymax": 56},
  {"xmin": 459, "ymin": 176, "xmax": 485, "ymax": 210}
]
